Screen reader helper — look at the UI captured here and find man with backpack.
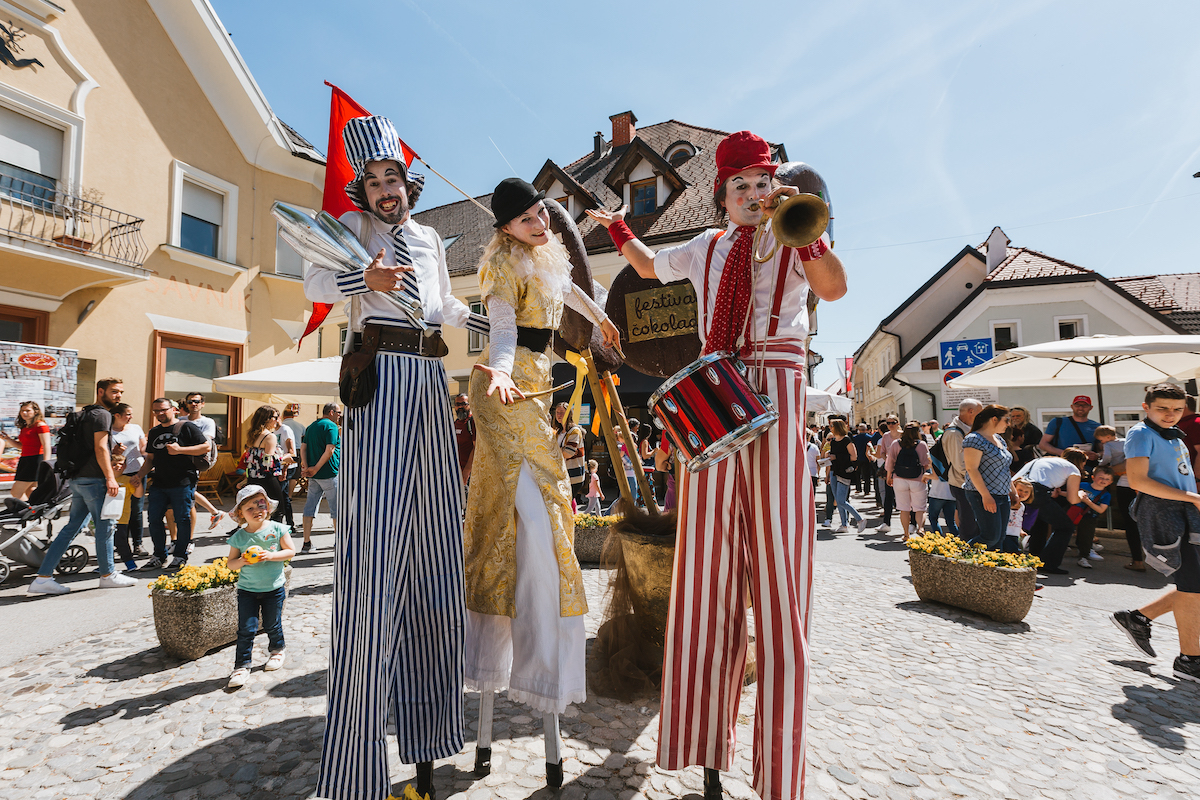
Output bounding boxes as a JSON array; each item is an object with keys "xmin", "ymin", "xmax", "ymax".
[
  {"xmin": 133, "ymin": 398, "xmax": 210, "ymax": 571},
  {"xmin": 28, "ymin": 378, "xmax": 139, "ymax": 595},
  {"xmin": 1040, "ymin": 395, "xmax": 1100, "ymax": 462}
]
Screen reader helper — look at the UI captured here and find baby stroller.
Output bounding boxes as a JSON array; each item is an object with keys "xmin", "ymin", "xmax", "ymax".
[{"xmin": 0, "ymin": 460, "xmax": 86, "ymax": 585}]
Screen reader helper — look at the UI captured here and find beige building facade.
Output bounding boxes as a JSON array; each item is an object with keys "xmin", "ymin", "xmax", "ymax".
[{"xmin": 0, "ymin": 0, "xmax": 323, "ymax": 448}]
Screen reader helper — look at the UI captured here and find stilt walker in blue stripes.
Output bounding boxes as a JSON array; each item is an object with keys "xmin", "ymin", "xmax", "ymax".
[{"xmin": 304, "ymin": 116, "xmax": 491, "ymax": 800}]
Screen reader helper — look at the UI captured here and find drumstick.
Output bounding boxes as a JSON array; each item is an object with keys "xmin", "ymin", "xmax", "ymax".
[{"xmin": 514, "ymin": 381, "xmax": 575, "ymax": 403}]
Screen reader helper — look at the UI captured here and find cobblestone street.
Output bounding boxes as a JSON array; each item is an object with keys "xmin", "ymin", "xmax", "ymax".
[{"xmin": 2, "ymin": 503, "xmax": 1198, "ymax": 800}]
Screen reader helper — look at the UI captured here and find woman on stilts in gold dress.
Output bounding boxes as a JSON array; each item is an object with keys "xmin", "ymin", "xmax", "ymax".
[{"xmin": 464, "ymin": 178, "xmax": 620, "ymax": 788}]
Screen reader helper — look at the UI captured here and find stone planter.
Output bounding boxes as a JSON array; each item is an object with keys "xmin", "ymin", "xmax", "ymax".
[
  {"xmin": 909, "ymin": 550, "xmax": 1035, "ymax": 623},
  {"xmin": 574, "ymin": 525, "xmax": 610, "ymax": 565},
  {"xmin": 151, "ymin": 566, "xmax": 292, "ymax": 661},
  {"xmin": 151, "ymin": 584, "xmax": 238, "ymax": 660}
]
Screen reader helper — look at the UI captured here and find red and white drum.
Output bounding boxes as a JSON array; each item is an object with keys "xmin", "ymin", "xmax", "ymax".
[{"xmin": 650, "ymin": 352, "xmax": 778, "ymax": 473}]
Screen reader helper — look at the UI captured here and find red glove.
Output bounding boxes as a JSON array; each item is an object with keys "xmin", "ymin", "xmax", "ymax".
[{"xmin": 607, "ymin": 220, "xmax": 637, "ymax": 252}]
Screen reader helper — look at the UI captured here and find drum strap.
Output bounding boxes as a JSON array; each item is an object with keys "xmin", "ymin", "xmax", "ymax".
[
  {"xmin": 767, "ymin": 247, "xmax": 794, "ymax": 337},
  {"xmin": 704, "ymin": 232, "xmax": 794, "ymax": 339},
  {"xmin": 702, "ymin": 231, "xmax": 726, "ymax": 341}
]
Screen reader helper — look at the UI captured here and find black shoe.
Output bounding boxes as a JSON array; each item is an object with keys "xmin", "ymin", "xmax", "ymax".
[
  {"xmin": 1112, "ymin": 610, "xmax": 1155, "ymax": 658},
  {"xmin": 415, "ymin": 760, "xmax": 435, "ymax": 800},
  {"xmin": 166, "ymin": 557, "xmax": 188, "ymax": 572},
  {"xmin": 300, "ymin": 541, "xmax": 312, "ymax": 554},
  {"xmin": 1174, "ymin": 654, "xmax": 1200, "ymax": 683},
  {"xmin": 704, "ymin": 768, "xmax": 723, "ymax": 799},
  {"xmin": 133, "ymin": 556, "xmax": 164, "ymax": 572},
  {"xmin": 474, "ymin": 746, "xmax": 491, "ymax": 777},
  {"xmin": 132, "ymin": 546, "xmax": 149, "ymax": 558},
  {"xmin": 546, "ymin": 760, "xmax": 563, "ymax": 788}
]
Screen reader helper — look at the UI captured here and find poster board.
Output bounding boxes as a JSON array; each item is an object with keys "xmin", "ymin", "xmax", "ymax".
[{"xmin": 0, "ymin": 343, "xmax": 79, "ymax": 481}]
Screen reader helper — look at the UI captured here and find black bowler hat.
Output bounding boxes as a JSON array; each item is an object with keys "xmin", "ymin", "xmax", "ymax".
[{"xmin": 491, "ymin": 177, "xmax": 545, "ymax": 228}]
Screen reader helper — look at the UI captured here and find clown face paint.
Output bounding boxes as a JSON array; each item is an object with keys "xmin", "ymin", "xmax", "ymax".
[
  {"xmin": 502, "ymin": 201, "xmax": 551, "ymax": 247},
  {"xmin": 363, "ymin": 160, "xmax": 410, "ymax": 224},
  {"xmin": 724, "ymin": 168, "xmax": 773, "ymax": 227}
]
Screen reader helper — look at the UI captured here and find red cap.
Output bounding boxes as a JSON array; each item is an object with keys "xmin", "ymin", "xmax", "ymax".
[
  {"xmin": 1072, "ymin": 395, "xmax": 1092, "ymax": 406},
  {"xmin": 713, "ymin": 131, "xmax": 778, "ymax": 194}
]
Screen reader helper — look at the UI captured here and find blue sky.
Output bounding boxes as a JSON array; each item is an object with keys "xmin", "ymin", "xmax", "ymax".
[{"xmin": 212, "ymin": 0, "xmax": 1200, "ymax": 390}]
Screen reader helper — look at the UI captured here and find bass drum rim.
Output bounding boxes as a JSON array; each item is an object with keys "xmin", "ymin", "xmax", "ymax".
[{"xmin": 685, "ymin": 408, "xmax": 779, "ymax": 473}]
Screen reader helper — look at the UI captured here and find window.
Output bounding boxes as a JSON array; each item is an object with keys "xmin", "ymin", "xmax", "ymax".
[
  {"xmin": 338, "ymin": 325, "xmax": 348, "ymax": 352},
  {"xmin": 630, "ymin": 178, "xmax": 656, "ymax": 216},
  {"xmin": 920, "ymin": 356, "xmax": 938, "ymax": 370},
  {"xmin": 180, "ymin": 181, "xmax": 222, "ymax": 258},
  {"xmin": 0, "ymin": 105, "xmax": 63, "ymax": 209},
  {"xmin": 1054, "ymin": 315, "xmax": 1087, "ymax": 340},
  {"xmin": 468, "ymin": 299, "xmax": 486, "ymax": 353},
  {"xmin": 666, "ymin": 143, "xmax": 696, "ymax": 167},
  {"xmin": 170, "ymin": 161, "xmax": 239, "ymax": 264},
  {"xmin": 442, "ymin": 234, "xmax": 461, "ymax": 250},
  {"xmin": 555, "ymin": 196, "xmax": 569, "ymax": 208},
  {"xmin": 1109, "ymin": 408, "xmax": 1142, "ymax": 437},
  {"xmin": 991, "ymin": 319, "xmax": 1021, "ymax": 351},
  {"xmin": 154, "ymin": 333, "xmax": 241, "ymax": 450},
  {"xmin": 275, "ymin": 223, "xmax": 306, "ymax": 278},
  {"xmin": 0, "ymin": 304, "xmax": 48, "ymax": 344}
]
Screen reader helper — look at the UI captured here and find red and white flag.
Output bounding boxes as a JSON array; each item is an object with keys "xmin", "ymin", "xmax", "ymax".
[{"xmin": 299, "ymin": 83, "xmax": 418, "ymax": 344}]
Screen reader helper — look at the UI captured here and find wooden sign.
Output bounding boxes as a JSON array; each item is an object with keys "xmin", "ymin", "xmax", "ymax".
[
  {"xmin": 624, "ymin": 284, "xmax": 698, "ymax": 343},
  {"xmin": 606, "ymin": 267, "xmax": 701, "ymax": 378}
]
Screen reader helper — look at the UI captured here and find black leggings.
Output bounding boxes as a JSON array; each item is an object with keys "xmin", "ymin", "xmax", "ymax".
[
  {"xmin": 1029, "ymin": 486, "xmax": 1074, "ymax": 570},
  {"xmin": 1114, "ymin": 485, "xmax": 1143, "ymax": 561},
  {"xmin": 248, "ymin": 475, "xmax": 287, "ymax": 524}
]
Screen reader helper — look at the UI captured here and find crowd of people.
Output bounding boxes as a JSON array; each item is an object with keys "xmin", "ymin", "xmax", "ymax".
[
  {"xmin": 810, "ymin": 392, "xmax": 1164, "ymax": 574},
  {"xmin": 20, "ymin": 383, "xmax": 342, "ymax": 596}
]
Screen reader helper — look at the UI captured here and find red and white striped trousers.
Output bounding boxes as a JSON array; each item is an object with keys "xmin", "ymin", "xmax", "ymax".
[{"xmin": 657, "ymin": 341, "xmax": 816, "ymax": 800}]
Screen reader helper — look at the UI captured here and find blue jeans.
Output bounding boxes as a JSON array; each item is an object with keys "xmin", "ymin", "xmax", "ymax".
[
  {"xmin": 39, "ymin": 477, "xmax": 115, "ymax": 576},
  {"xmin": 833, "ymin": 478, "xmax": 862, "ymax": 526},
  {"xmin": 927, "ymin": 496, "xmax": 958, "ymax": 536},
  {"xmin": 235, "ymin": 585, "xmax": 286, "ymax": 669},
  {"xmin": 303, "ymin": 476, "xmax": 339, "ymax": 519},
  {"xmin": 965, "ymin": 491, "xmax": 1010, "ymax": 551},
  {"xmin": 147, "ymin": 482, "xmax": 196, "ymax": 561}
]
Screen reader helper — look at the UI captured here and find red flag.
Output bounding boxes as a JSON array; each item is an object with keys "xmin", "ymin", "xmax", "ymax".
[
  {"xmin": 300, "ymin": 84, "xmax": 421, "ymax": 344},
  {"xmin": 299, "ymin": 83, "xmax": 371, "ymax": 343}
]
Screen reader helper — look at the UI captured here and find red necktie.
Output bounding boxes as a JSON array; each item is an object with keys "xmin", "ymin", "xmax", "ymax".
[{"xmin": 704, "ymin": 226, "xmax": 756, "ymax": 356}]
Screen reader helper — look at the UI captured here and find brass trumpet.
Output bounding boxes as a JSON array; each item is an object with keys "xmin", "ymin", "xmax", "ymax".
[{"xmin": 749, "ymin": 192, "xmax": 830, "ymax": 263}]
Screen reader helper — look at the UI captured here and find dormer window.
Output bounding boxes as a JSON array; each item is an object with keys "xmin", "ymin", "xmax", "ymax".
[
  {"xmin": 631, "ymin": 178, "xmax": 656, "ymax": 216},
  {"xmin": 666, "ymin": 142, "xmax": 696, "ymax": 168}
]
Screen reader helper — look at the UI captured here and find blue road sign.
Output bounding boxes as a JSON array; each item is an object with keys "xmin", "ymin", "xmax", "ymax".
[{"xmin": 939, "ymin": 338, "xmax": 993, "ymax": 370}]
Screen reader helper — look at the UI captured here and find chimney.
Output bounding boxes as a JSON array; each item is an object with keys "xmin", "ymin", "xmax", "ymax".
[
  {"xmin": 594, "ymin": 131, "xmax": 604, "ymax": 159},
  {"xmin": 985, "ymin": 226, "xmax": 1010, "ymax": 273},
  {"xmin": 609, "ymin": 111, "xmax": 637, "ymax": 147}
]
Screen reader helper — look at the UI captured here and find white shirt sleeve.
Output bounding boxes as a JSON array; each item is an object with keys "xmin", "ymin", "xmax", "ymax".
[
  {"xmin": 563, "ymin": 283, "xmax": 608, "ymax": 326},
  {"xmin": 486, "ymin": 298, "xmax": 517, "ymax": 375}
]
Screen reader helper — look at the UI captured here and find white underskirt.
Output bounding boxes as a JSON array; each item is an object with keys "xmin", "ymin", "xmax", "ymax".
[{"xmin": 465, "ymin": 460, "xmax": 587, "ymax": 715}]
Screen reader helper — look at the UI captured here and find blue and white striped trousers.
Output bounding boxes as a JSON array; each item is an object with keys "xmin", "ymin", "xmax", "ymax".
[{"xmin": 317, "ymin": 352, "xmax": 465, "ymax": 800}]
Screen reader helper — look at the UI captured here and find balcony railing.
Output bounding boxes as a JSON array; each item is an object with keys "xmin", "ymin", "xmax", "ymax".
[{"xmin": 0, "ymin": 177, "xmax": 149, "ymax": 269}]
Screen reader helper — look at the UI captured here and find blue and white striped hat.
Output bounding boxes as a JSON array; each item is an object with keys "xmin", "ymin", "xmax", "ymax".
[{"xmin": 342, "ymin": 115, "xmax": 425, "ymax": 209}]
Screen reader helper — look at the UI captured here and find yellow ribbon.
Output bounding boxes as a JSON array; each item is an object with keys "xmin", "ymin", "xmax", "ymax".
[{"xmin": 564, "ymin": 350, "xmax": 591, "ymax": 431}]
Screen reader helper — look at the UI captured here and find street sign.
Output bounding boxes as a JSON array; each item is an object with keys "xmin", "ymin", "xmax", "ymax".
[
  {"xmin": 942, "ymin": 370, "xmax": 999, "ymax": 410},
  {"xmin": 939, "ymin": 338, "xmax": 993, "ymax": 370}
]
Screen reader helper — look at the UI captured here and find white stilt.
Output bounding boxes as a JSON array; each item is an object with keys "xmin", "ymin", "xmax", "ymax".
[
  {"xmin": 478, "ymin": 692, "xmax": 495, "ymax": 749},
  {"xmin": 542, "ymin": 712, "xmax": 561, "ymax": 764},
  {"xmin": 474, "ymin": 691, "xmax": 495, "ymax": 777}
]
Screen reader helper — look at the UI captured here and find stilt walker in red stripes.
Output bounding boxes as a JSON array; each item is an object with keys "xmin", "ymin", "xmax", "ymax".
[{"xmin": 587, "ymin": 131, "xmax": 848, "ymax": 800}]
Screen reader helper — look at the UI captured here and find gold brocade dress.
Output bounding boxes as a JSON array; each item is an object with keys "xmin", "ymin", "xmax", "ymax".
[{"xmin": 463, "ymin": 247, "xmax": 588, "ymax": 714}]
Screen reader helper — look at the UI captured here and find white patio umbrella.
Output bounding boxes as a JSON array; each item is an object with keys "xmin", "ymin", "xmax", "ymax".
[
  {"xmin": 806, "ymin": 386, "xmax": 853, "ymax": 415},
  {"xmin": 947, "ymin": 334, "xmax": 1200, "ymax": 417},
  {"xmin": 212, "ymin": 356, "xmax": 342, "ymax": 405}
]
